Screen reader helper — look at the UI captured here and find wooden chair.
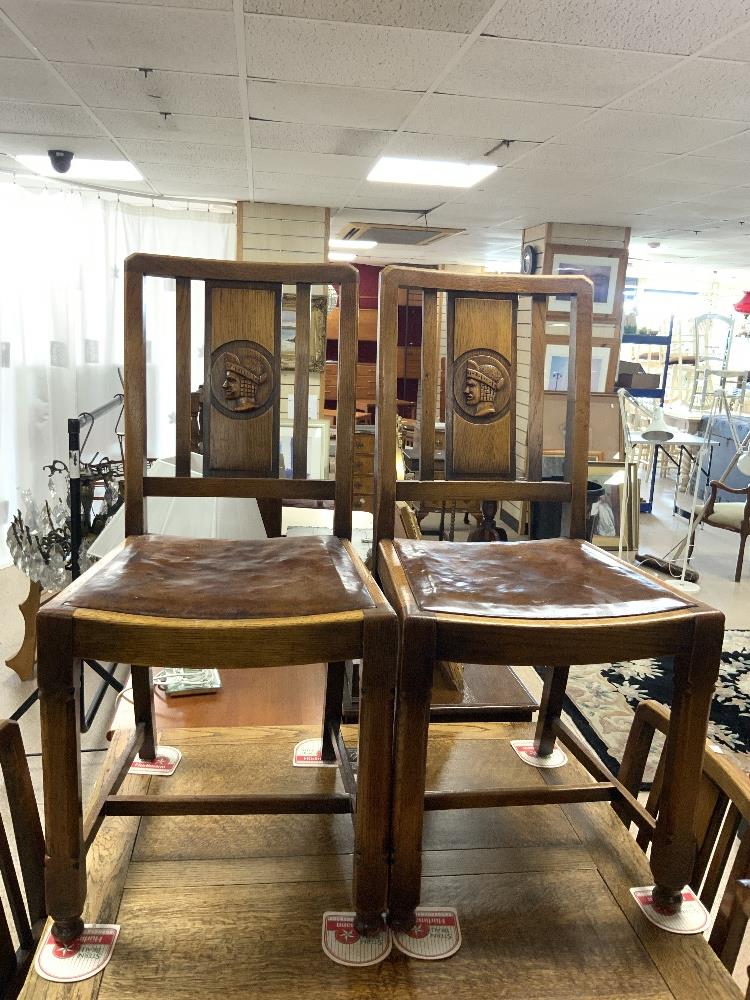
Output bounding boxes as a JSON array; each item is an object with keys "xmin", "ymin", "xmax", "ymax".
[
  {"xmin": 373, "ymin": 267, "xmax": 725, "ymax": 930},
  {"xmin": 619, "ymin": 699, "xmax": 750, "ymax": 988},
  {"xmin": 37, "ymin": 255, "xmax": 397, "ymax": 945},
  {"xmin": 0, "ymin": 720, "xmax": 46, "ymax": 998},
  {"xmin": 694, "ymin": 478, "xmax": 750, "ymax": 582}
]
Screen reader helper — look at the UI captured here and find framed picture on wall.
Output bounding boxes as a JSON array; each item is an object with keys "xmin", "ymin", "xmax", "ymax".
[
  {"xmin": 587, "ymin": 461, "xmax": 639, "ymax": 552},
  {"xmin": 544, "ymin": 344, "xmax": 610, "ymax": 393},
  {"xmin": 280, "ymin": 289, "xmax": 328, "ymax": 372},
  {"xmin": 548, "ymin": 252, "xmax": 621, "ymax": 317}
]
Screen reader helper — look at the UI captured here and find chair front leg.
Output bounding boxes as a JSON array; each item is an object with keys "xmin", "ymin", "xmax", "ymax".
[
  {"xmin": 650, "ymin": 613, "xmax": 723, "ymax": 911},
  {"xmin": 534, "ymin": 665, "xmax": 570, "ymax": 757},
  {"xmin": 131, "ymin": 664, "xmax": 157, "ymax": 761},
  {"xmin": 388, "ymin": 615, "xmax": 435, "ymax": 932},
  {"xmin": 37, "ymin": 614, "xmax": 86, "ymax": 945},
  {"xmin": 321, "ymin": 661, "xmax": 346, "ymax": 764},
  {"xmin": 736, "ymin": 529, "xmax": 747, "ymax": 583},
  {"xmin": 352, "ymin": 613, "xmax": 397, "ymax": 935}
]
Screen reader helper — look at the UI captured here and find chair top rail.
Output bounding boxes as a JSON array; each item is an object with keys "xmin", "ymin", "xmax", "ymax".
[
  {"xmin": 125, "ymin": 253, "xmax": 358, "ymax": 285},
  {"xmin": 379, "ymin": 265, "xmax": 594, "ymax": 299}
]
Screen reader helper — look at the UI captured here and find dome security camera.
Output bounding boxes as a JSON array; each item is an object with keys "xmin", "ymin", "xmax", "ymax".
[{"xmin": 48, "ymin": 149, "xmax": 74, "ymax": 173}]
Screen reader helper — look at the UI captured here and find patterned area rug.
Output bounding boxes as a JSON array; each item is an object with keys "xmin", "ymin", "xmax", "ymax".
[{"xmin": 564, "ymin": 629, "xmax": 750, "ymax": 780}]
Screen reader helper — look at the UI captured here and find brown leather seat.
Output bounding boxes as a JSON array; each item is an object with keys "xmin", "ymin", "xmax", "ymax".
[
  {"xmin": 62, "ymin": 535, "xmax": 375, "ymax": 620},
  {"xmin": 392, "ymin": 537, "xmax": 694, "ymax": 620}
]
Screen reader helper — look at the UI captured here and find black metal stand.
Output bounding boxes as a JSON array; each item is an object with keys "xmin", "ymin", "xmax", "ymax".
[{"xmin": 11, "ymin": 409, "xmax": 124, "ymax": 729}]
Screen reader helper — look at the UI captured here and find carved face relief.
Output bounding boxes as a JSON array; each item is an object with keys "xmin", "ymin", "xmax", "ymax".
[
  {"xmin": 453, "ymin": 350, "xmax": 512, "ymax": 423},
  {"xmin": 210, "ymin": 340, "xmax": 275, "ymax": 419}
]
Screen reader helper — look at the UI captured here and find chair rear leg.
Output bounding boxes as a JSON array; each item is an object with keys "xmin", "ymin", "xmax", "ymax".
[
  {"xmin": 37, "ymin": 615, "xmax": 85, "ymax": 945},
  {"xmin": 131, "ymin": 665, "xmax": 157, "ymax": 761},
  {"xmin": 388, "ymin": 616, "xmax": 435, "ymax": 932},
  {"xmin": 651, "ymin": 614, "xmax": 723, "ymax": 911},
  {"xmin": 352, "ymin": 614, "xmax": 397, "ymax": 935},
  {"xmin": 321, "ymin": 661, "xmax": 346, "ymax": 764},
  {"xmin": 736, "ymin": 531, "xmax": 747, "ymax": 583},
  {"xmin": 534, "ymin": 666, "xmax": 570, "ymax": 757}
]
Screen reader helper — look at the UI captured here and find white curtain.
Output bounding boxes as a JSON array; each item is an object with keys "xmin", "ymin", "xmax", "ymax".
[{"xmin": 0, "ymin": 182, "xmax": 234, "ymax": 561}]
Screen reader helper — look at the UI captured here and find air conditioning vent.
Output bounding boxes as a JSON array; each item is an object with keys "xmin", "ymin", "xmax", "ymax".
[{"xmin": 338, "ymin": 222, "xmax": 463, "ymax": 247}]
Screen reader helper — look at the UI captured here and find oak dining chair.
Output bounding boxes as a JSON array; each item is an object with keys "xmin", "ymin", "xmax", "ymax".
[
  {"xmin": 37, "ymin": 255, "xmax": 397, "ymax": 945},
  {"xmin": 0, "ymin": 720, "xmax": 46, "ymax": 998},
  {"xmin": 373, "ymin": 266, "xmax": 725, "ymax": 930},
  {"xmin": 619, "ymin": 699, "xmax": 750, "ymax": 987}
]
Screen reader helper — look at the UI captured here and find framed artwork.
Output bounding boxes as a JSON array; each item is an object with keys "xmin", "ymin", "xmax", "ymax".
[
  {"xmin": 546, "ymin": 320, "xmax": 619, "ymax": 339},
  {"xmin": 544, "ymin": 344, "xmax": 610, "ymax": 393},
  {"xmin": 279, "ymin": 417, "xmax": 330, "ymax": 479},
  {"xmin": 548, "ymin": 251, "xmax": 622, "ymax": 317},
  {"xmin": 280, "ymin": 290, "xmax": 328, "ymax": 372},
  {"xmin": 587, "ymin": 461, "xmax": 639, "ymax": 552}
]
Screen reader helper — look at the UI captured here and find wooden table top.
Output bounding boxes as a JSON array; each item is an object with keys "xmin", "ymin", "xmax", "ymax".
[{"xmin": 21, "ymin": 723, "xmax": 741, "ymax": 1000}]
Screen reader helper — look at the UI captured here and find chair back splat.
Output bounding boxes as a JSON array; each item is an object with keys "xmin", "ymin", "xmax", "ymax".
[
  {"xmin": 123, "ymin": 255, "xmax": 359, "ymax": 540},
  {"xmin": 374, "ymin": 268, "xmax": 594, "ymax": 557}
]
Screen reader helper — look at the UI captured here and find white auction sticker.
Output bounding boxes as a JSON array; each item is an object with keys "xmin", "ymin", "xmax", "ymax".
[
  {"xmin": 630, "ymin": 886, "xmax": 709, "ymax": 934},
  {"xmin": 322, "ymin": 912, "xmax": 391, "ymax": 967},
  {"xmin": 293, "ymin": 737, "xmax": 337, "ymax": 768},
  {"xmin": 392, "ymin": 907, "xmax": 461, "ymax": 960},
  {"xmin": 35, "ymin": 924, "xmax": 119, "ymax": 983},
  {"xmin": 128, "ymin": 744, "xmax": 181, "ymax": 776},
  {"xmin": 511, "ymin": 739, "xmax": 568, "ymax": 768}
]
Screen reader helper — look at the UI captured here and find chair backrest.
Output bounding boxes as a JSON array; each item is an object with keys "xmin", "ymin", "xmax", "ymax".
[
  {"xmin": 124, "ymin": 255, "xmax": 359, "ymax": 540},
  {"xmin": 0, "ymin": 720, "xmax": 45, "ymax": 994},
  {"xmin": 374, "ymin": 267, "xmax": 593, "ymax": 551},
  {"xmin": 618, "ymin": 699, "xmax": 750, "ymax": 976}
]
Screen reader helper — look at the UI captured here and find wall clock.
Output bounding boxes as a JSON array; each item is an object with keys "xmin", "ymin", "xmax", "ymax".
[{"xmin": 521, "ymin": 244, "xmax": 537, "ymax": 274}]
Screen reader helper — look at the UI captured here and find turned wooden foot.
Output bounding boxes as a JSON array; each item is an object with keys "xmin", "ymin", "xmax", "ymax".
[
  {"xmin": 354, "ymin": 911, "xmax": 386, "ymax": 936},
  {"xmin": 51, "ymin": 915, "xmax": 85, "ymax": 945},
  {"xmin": 652, "ymin": 884, "xmax": 683, "ymax": 913}
]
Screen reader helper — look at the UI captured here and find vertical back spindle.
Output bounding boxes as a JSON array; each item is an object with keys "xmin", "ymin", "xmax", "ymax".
[
  {"xmin": 563, "ymin": 288, "xmax": 592, "ymax": 539},
  {"xmin": 527, "ymin": 294, "xmax": 546, "ymax": 482},
  {"xmin": 420, "ymin": 288, "xmax": 439, "ymax": 482},
  {"xmin": 333, "ymin": 277, "xmax": 358, "ymax": 539},
  {"xmin": 293, "ymin": 282, "xmax": 311, "ymax": 478},
  {"xmin": 175, "ymin": 277, "xmax": 192, "ymax": 477},
  {"xmin": 124, "ymin": 266, "xmax": 147, "ymax": 536}
]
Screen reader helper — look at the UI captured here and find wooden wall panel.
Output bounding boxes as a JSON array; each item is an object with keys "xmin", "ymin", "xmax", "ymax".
[
  {"xmin": 446, "ymin": 295, "xmax": 516, "ymax": 481},
  {"xmin": 203, "ymin": 284, "xmax": 281, "ymax": 477}
]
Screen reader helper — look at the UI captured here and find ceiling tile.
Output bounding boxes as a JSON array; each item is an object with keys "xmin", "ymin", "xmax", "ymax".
[
  {"xmin": 2, "ymin": 1, "xmax": 236, "ymax": 74},
  {"xmin": 247, "ymin": 80, "xmax": 419, "ymax": 130},
  {"xmin": 616, "ymin": 58, "xmax": 750, "ymax": 122},
  {"xmin": 683, "ymin": 189, "xmax": 750, "ymax": 218},
  {"xmin": 244, "ymin": 13, "xmax": 463, "ymax": 89},
  {"xmin": 440, "ymin": 36, "xmax": 679, "ymax": 105},
  {"xmin": 149, "ymin": 176, "xmax": 249, "ymax": 199},
  {"xmin": 0, "ymin": 132, "xmax": 119, "ymax": 157},
  {"xmin": 483, "ymin": 0, "xmax": 750, "ymax": 56},
  {"xmin": 56, "ymin": 64, "xmax": 242, "ymax": 116},
  {"xmin": 384, "ymin": 132, "xmax": 540, "ymax": 164},
  {"xmin": 703, "ymin": 23, "xmax": 750, "ymax": 61},
  {"xmin": 250, "ymin": 120, "xmax": 389, "ymax": 156},
  {"xmin": 120, "ymin": 139, "xmax": 245, "ymax": 168},
  {"xmin": 0, "ymin": 57, "xmax": 74, "ymax": 104},
  {"xmin": 141, "ymin": 162, "xmax": 247, "ymax": 183},
  {"xmin": 243, "ymin": 0, "xmax": 493, "ymax": 32},
  {"xmin": 98, "ymin": 109, "xmax": 244, "ymax": 144},
  {"xmin": 640, "ymin": 156, "xmax": 750, "ymax": 186},
  {"xmin": 695, "ymin": 130, "xmax": 750, "ymax": 161},
  {"xmin": 0, "ymin": 100, "xmax": 100, "ymax": 136},
  {"xmin": 410, "ymin": 93, "xmax": 592, "ymax": 141},
  {"xmin": 561, "ymin": 109, "xmax": 747, "ymax": 153},
  {"xmin": 253, "ymin": 185, "xmax": 340, "ymax": 207},
  {"xmin": 519, "ymin": 143, "xmax": 670, "ymax": 178},
  {"xmin": 253, "ymin": 148, "xmax": 371, "ymax": 179},
  {"xmin": 0, "ymin": 19, "xmax": 33, "ymax": 58}
]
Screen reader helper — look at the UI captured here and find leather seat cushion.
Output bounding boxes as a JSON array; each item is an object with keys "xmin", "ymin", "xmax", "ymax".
[
  {"xmin": 63, "ymin": 534, "xmax": 374, "ymax": 619},
  {"xmin": 392, "ymin": 537, "xmax": 696, "ymax": 620}
]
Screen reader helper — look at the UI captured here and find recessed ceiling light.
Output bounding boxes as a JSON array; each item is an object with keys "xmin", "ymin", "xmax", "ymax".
[
  {"xmin": 329, "ymin": 238, "xmax": 377, "ymax": 250},
  {"xmin": 328, "ymin": 251, "xmax": 356, "ymax": 261},
  {"xmin": 367, "ymin": 156, "xmax": 497, "ymax": 188},
  {"xmin": 14, "ymin": 155, "xmax": 143, "ymax": 182}
]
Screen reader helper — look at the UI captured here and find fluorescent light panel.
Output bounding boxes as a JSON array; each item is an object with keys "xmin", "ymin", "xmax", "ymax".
[
  {"xmin": 328, "ymin": 251, "xmax": 356, "ymax": 261},
  {"xmin": 329, "ymin": 238, "xmax": 377, "ymax": 250},
  {"xmin": 367, "ymin": 156, "xmax": 497, "ymax": 188},
  {"xmin": 14, "ymin": 155, "xmax": 143, "ymax": 182}
]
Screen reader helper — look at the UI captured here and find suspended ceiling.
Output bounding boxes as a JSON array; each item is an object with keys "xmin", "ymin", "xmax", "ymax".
[{"xmin": 2, "ymin": 1, "xmax": 750, "ymax": 276}]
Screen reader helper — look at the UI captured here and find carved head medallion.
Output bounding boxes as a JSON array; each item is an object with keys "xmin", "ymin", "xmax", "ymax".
[
  {"xmin": 453, "ymin": 349, "xmax": 511, "ymax": 423},
  {"xmin": 210, "ymin": 340, "xmax": 274, "ymax": 419}
]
